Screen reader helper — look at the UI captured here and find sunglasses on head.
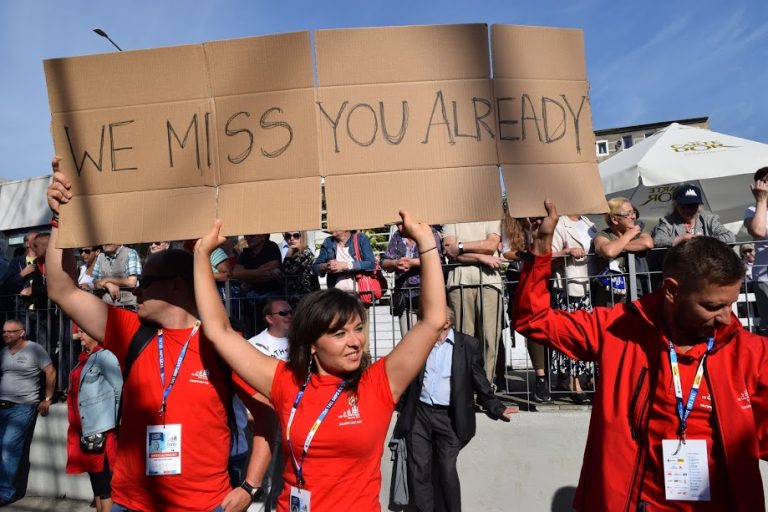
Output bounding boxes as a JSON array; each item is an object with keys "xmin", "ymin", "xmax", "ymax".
[
  {"xmin": 283, "ymin": 233, "xmax": 301, "ymax": 240},
  {"xmin": 271, "ymin": 309, "xmax": 292, "ymax": 317}
]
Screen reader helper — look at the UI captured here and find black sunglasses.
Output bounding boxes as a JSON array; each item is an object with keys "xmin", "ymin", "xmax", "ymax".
[
  {"xmin": 283, "ymin": 233, "xmax": 301, "ymax": 240},
  {"xmin": 79, "ymin": 248, "xmax": 92, "ymax": 255},
  {"xmin": 136, "ymin": 275, "xmax": 175, "ymax": 289},
  {"xmin": 271, "ymin": 309, "xmax": 292, "ymax": 317}
]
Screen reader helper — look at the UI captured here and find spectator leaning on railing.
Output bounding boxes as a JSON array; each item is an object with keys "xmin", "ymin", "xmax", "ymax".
[
  {"xmin": 91, "ymin": 244, "xmax": 141, "ymax": 310},
  {"xmin": 651, "ymin": 184, "xmax": 736, "ymax": 248},
  {"xmin": 743, "ymin": 166, "xmax": 768, "ymax": 335},
  {"xmin": 592, "ymin": 197, "xmax": 654, "ymax": 306}
]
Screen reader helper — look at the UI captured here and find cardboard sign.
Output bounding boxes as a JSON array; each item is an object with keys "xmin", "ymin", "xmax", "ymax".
[{"xmin": 44, "ymin": 24, "xmax": 606, "ymax": 247}]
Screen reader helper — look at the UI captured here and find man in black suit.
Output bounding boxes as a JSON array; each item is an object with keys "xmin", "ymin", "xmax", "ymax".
[{"xmin": 394, "ymin": 309, "xmax": 517, "ymax": 512}]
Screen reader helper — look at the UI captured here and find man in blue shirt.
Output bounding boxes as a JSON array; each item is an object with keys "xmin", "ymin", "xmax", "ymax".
[{"xmin": 394, "ymin": 309, "xmax": 517, "ymax": 512}]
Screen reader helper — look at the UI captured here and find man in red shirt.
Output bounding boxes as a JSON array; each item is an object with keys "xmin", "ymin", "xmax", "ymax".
[
  {"xmin": 514, "ymin": 200, "xmax": 768, "ymax": 512},
  {"xmin": 46, "ymin": 158, "xmax": 259, "ymax": 512}
]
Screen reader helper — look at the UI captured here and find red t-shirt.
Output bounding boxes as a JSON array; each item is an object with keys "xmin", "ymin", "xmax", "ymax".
[
  {"xmin": 640, "ymin": 341, "xmax": 734, "ymax": 510},
  {"xmin": 104, "ymin": 307, "xmax": 233, "ymax": 512},
  {"xmin": 271, "ymin": 358, "xmax": 395, "ymax": 512}
]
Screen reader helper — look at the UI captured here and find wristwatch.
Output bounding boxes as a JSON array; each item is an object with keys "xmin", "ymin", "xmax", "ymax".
[
  {"xmin": 240, "ymin": 481, "xmax": 264, "ymax": 502},
  {"xmin": 458, "ymin": 241, "xmax": 465, "ymax": 255}
]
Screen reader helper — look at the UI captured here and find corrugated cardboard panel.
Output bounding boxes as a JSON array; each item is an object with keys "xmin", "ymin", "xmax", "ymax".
[
  {"xmin": 44, "ymin": 44, "xmax": 208, "ymax": 113},
  {"xmin": 318, "ymin": 80, "xmax": 498, "ymax": 175},
  {"xmin": 493, "ymin": 79, "xmax": 595, "ymax": 165},
  {"xmin": 204, "ymin": 32, "xmax": 314, "ymax": 95},
  {"xmin": 57, "ymin": 187, "xmax": 216, "ymax": 248},
  {"xmin": 491, "ymin": 25, "xmax": 586, "ymax": 81},
  {"xmin": 52, "ymin": 101, "xmax": 215, "ymax": 196},
  {"xmin": 217, "ymin": 177, "xmax": 322, "ymax": 235},
  {"xmin": 316, "ymin": 24, "xmax": 490, "ymax": 86},
  {"xmin": 492, "ymin": 24, "xmax": 605, "ymax": 217},
  {"xmin": 215, "ymin": 88, "xmax": 319, "ymax": 183},
  {"xmin": 503, "ymin": 163, "xmax": 607, "ymax": 218},
  {"xmin": 325, "ymin": 167, "xmax": 503, "ymax": 230}
]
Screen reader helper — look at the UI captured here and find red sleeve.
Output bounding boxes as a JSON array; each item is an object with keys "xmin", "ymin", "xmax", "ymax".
[
  {"xmin": 232, "ymin": 372, "xmax": 258, "ymax": 398},
  {"xmin": 103, "ymin": 306, "xmax": 142, "ymax": 367},
  {"xmin": 269, "ymin": 361, "xmax": 291, "ymax": 409},
  {"xmin": 513, "ymin": 253, "xmax": 601, "ymax": 361},
  {"xmin": 362, "ymin": 357, "xmax": 395, "ymax": 409}
]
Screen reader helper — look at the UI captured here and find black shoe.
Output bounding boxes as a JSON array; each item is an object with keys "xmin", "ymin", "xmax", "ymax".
[
  {"xmin": 533, "ymin": 377, "xmax": 552, "ymax": 402},
  {"xmin": 572, "ymin": 392, "xmax": 591, "ymax": 405}
]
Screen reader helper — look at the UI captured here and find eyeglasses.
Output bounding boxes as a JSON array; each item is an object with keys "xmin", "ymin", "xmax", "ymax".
[
  {"xmin": 613, "ymin": 211, "xmax": 637, "ymax": 218},
  {"xmin": 283, "ymin": 233, "xmax": 301, "ymax": 240},
  {"xmin": 79, "ymin": 248, "xmax": 92, "ymax": 254},
  {"xmin": 743, "ymin": 249, "xmax": 755, "ymax": 254},
  {"xmin": 150, "ymin": 242, "xmax": 166, "ymax": 246},
  {"xmin": 271, "ymin": 310, "xmax": 292, "ymax": 317},
  {"xmin": 2, "ymin": 329, "xmax": 22, "ymax": 334},
  {"xmin": 136, "ymin": 275, "xmax": 175, "ymax": 289}
]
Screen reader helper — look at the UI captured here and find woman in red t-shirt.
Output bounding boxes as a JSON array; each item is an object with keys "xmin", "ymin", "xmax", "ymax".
[
  {"xmin": 193, "ymin": 211, "xmax": 446, "ymax": 512},
  {"xmin": 66, "ymin": 327, "xmax": 122, "ymax": 512}
]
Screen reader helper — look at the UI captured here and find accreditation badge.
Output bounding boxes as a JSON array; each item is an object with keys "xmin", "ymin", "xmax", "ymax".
[
  {"xmin": 289, "ymin": 486, "xmax": 311, "ymax": 512},
  {"xmin": 146, "ymin": 424, "xmax": 182, "ymax": 476},
  {"xmin": 662, "ymin": 439, "xmax": 710, "ymax": 501}
]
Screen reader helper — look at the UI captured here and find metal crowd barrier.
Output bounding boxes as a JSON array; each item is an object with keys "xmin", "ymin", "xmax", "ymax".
[{"xmin": 0, "ymin": 243, "xmax": 760, "ymax": 402}]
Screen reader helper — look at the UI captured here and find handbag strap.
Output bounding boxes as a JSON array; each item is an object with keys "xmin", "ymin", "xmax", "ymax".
[{"xmin": 352, "ymin": 232, "xmax": 362, "ymax": 261}]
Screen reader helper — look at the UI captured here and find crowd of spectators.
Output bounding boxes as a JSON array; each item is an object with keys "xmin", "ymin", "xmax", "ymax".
[{"xmin": 0, "ymin": 181, "xmax": 760, "ymax": 406}]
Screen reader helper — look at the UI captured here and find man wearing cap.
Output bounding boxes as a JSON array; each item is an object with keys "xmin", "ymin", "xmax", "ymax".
[
  {"xmin": 46, "ymin": 157, "xmax": 260, "ymax": 512},
  {"xmin": 651, "ymin": 183, "xmax": 736, "ymax": 248}
]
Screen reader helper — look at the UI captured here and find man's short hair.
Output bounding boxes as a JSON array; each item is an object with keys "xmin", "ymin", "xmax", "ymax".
[
  {"xmin": 663, "ymin": 237, "xmax": 745, "ymax": 291},
  {"xmin": 754, "ymin": 166, "xmax": 768, "ymax": 182},
  {"xmin": 3, "ymin": 319, "xmax": 24, "ymax": 337},
  {"xmin": 262, "ymin": 297, "xmax": 289, "ymax": 319}
]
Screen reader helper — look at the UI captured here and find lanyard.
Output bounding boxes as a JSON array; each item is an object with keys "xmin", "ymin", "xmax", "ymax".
[
  {"xmin": 285, "ymin": 372, "xmax": 347, "ymax": 488},
  {"xmin": 157, "ymin": 320, "xmax": 201, "ymax": 416},
  {"xmin": 667, "ymin": 336, "xmax": 714, "ymax": 442}
]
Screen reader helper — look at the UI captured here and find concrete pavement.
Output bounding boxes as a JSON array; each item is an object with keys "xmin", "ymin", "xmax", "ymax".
[{"xmin": 2, "ymin": 497, "xmax": 91, "ymax": 511}]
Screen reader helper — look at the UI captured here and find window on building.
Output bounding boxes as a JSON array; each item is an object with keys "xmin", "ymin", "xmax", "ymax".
[
  {"xmin": 622, "ymin": 135, "xmax": 634, "ymax": 149},
  {"xmin": 596, "ymin": 140, "xmax": 609, "ymax": 156}
]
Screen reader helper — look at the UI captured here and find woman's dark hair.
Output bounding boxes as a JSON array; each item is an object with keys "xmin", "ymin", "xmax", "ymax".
[{"xmin": 287, "ymin": 288, "xmax": 370, "ymax": 392}]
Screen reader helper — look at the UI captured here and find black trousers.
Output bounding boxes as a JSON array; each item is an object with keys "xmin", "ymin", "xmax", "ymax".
[{"xmin": 407, "ymin": 402, "xmax": 462, "ymax": 512}]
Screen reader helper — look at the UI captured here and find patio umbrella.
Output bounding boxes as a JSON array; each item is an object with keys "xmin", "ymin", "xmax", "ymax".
[{"xmin": 599, "ymin": 123, "xmax": 768, "ymax": 228}]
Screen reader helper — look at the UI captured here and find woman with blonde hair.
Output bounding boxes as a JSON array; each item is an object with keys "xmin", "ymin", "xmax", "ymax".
[
  {"xmin": 593, "ymin": 197, "xmax": 654, "ymax": 306},
  {"xmin": 281, "ymin": 231, "xmax": 320, "ymax": 304}
]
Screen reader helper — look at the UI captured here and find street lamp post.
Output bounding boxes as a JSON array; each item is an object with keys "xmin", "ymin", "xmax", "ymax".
[{"xmin": 93, "ymin": 28, "xmax": 123, "ymax": 51}]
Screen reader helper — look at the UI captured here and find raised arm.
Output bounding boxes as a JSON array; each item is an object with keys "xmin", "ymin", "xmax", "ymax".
[
  {"xmin": 46, "ymin": 157, "xmax": 109, "ymax": 341},
  {"xmin": 385, "ymin": 211, "xmax": 447, "ymax": 402},
  {"xmin": 194, "ymin": 221, "xmax": 278, "ymax": 398},
  {"xmin": 513, "ymin": 201, "xmax": 602, "ymax": 362}
]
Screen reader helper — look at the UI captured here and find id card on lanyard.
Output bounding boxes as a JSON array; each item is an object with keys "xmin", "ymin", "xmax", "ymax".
[
  {"xmin": 662, "ymin": 336, "xmax": 714, "ymax": 501},
  {"xmin": 145, "ymin": 321, "xmax": 200, "ymax": 477},
  {"xmin": 285, "ymin": 372, "xmax": 347, "ymax": 511}
]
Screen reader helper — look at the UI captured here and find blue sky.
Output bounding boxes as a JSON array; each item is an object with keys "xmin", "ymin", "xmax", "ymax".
[{"xmin": 1, "ymin": 0, "xmax": 766, "ymax": 180}]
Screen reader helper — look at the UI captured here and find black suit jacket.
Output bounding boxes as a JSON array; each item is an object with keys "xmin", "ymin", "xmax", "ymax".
[{"xmin": 394, "ymin": 331, "xmax": 507, "ymax": 446}]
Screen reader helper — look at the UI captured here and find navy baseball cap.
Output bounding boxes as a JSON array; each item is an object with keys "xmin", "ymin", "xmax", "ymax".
[{"xmin": 673, "ymin": 184, "xmax": 703, "ymax": 205}]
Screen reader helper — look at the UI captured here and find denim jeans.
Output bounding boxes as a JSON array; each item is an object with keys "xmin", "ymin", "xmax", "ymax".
[
  {"xmin": 112, "ymin": 504, "xmax": 224, "ymax": 512},
  {"xmin": 0, "ymin": 403, "xmax": 38, "ymax": 502}
]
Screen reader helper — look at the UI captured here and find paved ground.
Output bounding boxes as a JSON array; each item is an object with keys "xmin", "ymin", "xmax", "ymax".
[{"xmin": 1, "ymin": 497, "xmax": 92, "ymax": 511}]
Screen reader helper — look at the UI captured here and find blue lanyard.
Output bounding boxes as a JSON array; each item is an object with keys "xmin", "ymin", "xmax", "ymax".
[
  {"xmin": 667, "ymin": 336, "xmax": 714, "ymax": 442},
  {"xmin": 157, "ymin": 321, "xmax": 201, "ymax": 416},
  {"xmin": 285, "ymin": 372, "xmax": 347, "ymax": 488}
]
